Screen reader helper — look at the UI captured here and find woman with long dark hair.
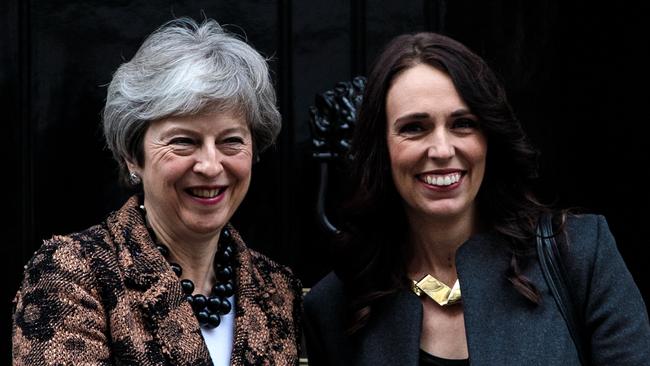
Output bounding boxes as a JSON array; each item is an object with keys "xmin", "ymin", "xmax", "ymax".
[{"xmin": 304, "ymin": 32, "xmax": 649, "ymax": 365}]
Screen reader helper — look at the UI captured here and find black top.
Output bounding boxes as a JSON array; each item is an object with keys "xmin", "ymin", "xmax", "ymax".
[{"xmin": 419, "ymin": 349, "xmax": 469, "ymax": 366}]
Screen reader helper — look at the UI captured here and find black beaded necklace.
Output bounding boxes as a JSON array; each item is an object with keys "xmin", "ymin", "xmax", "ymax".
[{"xmin": 140, "ymin": 205, "xmax": 236, "ymax": 328}]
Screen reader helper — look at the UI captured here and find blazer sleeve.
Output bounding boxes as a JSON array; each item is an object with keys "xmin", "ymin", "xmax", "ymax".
[
  {"xmin": 12, "ymin": 237, "xmax": 112, "ymax": 365},
  {"xmin": 584, "ymin": 216, "xmax": 650, "ymax": 365}
]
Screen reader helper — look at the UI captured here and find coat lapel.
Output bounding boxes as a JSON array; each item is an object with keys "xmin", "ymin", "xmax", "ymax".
[
  {"xmin": 456, "ymin": 233, "xmax": 572, "ymax": 365},
  {"xmin": 108, "ymin": 196, "xmax": 212, "ymax": 365},
  {"xmin": 355, "ymin": 291, "xmax": 422, "ymax": 366},
  {"xmin": 227, "ymin": 224, "xmax": 302, "ymax": 365},
  {"xmin": 228, "ymin": 226, "xmax": 274, "ymax": 365}
]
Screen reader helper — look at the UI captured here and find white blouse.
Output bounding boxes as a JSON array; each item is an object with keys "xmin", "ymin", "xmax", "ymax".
[{"xmin": 200, "ymin": 295, "xmax": 236, "ymax": 366}]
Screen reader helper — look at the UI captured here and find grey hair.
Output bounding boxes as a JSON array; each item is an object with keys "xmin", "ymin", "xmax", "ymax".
[{"xmin": 102, "ymin": 17, "xmax": 281, "ymax": 185}]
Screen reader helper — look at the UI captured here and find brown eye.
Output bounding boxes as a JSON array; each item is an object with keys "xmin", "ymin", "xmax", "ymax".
[
  {"xmin": 169, "ymin": 137, "xmax": 195, "ymax": 145},
  {"xmin": 453, "ymin": 118, "xmax": 479, "ymax": 130},
  {"xmin": 398, "ymin": 122, "xmax": 424, "ymax": 134},
  {"xmin": 223, "ymin": 136, "xmax": 244, "ymax": 144}
]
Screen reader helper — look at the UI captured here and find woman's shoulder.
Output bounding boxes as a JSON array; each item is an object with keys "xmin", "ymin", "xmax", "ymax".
[
  {"xmin": 227, "ymin": 224, "xmax": 302, "ymax": 292},
  {"xmin": 18, "ymin": 198, "xmax": 141, "ymax": 296},
  {"xmin": 564, "ymin": 213, "xmax": 607, "ymax": 236},
  {"xmin": 29, "ymin": 221, "xmax": 112, "ymax": 267},
  {"xmin": 29, "ymin": 197, "xmax": 142, "ymax": 265},
  {"xmin": 248, "ymin": 248, "xmax": 301, "ymax": 285},
  {"xmin": 562, "ymin": 213, "xmax": 613, "ymax": 256},
  {"xmin": 559, "ymin": 213, "xmax": 628, "ymax": 298},
  {"xmin": 17, "ymin": 220, "xmax": 116, "ymax": 297},
  {"xmin": 304, "ymin": 272, "xmax": 345, "ymax": 310}
]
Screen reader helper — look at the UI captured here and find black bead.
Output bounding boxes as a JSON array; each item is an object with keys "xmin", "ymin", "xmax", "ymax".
[
  {"xmin": 223, "ymin": 282, "xmax": 234, "ymax": 297},
  {"xmin": 156, "ymin": 245, "xmax": 170, "ymax": 258},
  {"xmin": 170, "ymin": 263, "xmax": 182, "ymax": 277},
  {"xmin": 217, "ymin": 249, "xmax": 232, "ymax": 262},
  {"xmin": 207, "ymin": 313, "xmax": 221, "ymax": 328},
  {"xmin": 223, "ymin": 245, "xmax": 233, "ymax": 257},
  {"xmin": 217, "ymin": 266, "xmax": 233, "ymax": 281},
  {"xmin": 180, "ymin": 279, "xmax": 194, "ymax": 295},
  {"xmin": 148, "ymin": 222, "xmax": 237, "ymax": 329},
  {"xmin": 192, "ymin": 294, "xmax": 207, "ymax": 311},
  {"xmin": 213, "ymin": 284, "xmax": 227, "ymax": 297},
  {"xmin": 219, "ymin": 299, "xmax": 232, "ymax": 314},
  {"xmin": 221, "ymin": 228, "xmax": 231, "ymax": 239},
  {"xmin": 196, "ymin": 310, "xmax": 209, "ymax": 325},
  {"xmin": 207, "ymin": 296, "xmax": 222, "ymax": 312}
]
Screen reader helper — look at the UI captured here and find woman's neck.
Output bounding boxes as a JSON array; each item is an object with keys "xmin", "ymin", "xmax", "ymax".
[
  {"xmin": 406, "ymin": 208, "xmax": 478, "ymax": 286},
  {"xmin": 145, "ymin": 206, "xmax": 221, "ymax": 295}
]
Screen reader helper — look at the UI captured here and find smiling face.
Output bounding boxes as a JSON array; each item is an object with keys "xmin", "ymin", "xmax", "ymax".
[
  {"xmin": 129, "ymin": 109, "xmax": 253, "ymax": 242},
  {"xmin": 386, "ymin": 63, "xmax": 487, "ymax": 223}
]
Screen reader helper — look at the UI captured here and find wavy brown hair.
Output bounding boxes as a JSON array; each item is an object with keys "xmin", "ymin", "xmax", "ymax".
[{"xmin": 336, "ymin": 32, "xmax": 552, "ymax": 334}]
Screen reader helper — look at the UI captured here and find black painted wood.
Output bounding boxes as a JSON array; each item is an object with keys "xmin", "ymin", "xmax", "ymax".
[{"xmin": 2, "ymin": 0, "xmax": 32, "ymax": 362}]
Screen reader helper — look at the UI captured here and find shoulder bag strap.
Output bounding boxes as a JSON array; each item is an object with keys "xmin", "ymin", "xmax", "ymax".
[{"xmin": 536, "ymin": 214, "xmax": 588, "ymax": 365}]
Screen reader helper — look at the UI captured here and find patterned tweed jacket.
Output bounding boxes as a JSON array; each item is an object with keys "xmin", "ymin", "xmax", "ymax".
[{"xmin": 13, "ymin": 196, "xmax": 303, "ymax": 365}]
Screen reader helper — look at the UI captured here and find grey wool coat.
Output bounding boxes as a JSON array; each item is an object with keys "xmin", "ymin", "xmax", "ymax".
[{"xmin": 303, "ymin": 215, "xmax": 650, "ymax": 365}]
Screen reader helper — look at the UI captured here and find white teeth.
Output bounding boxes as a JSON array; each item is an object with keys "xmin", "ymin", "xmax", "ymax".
[
  {"xmin": 190, "ymin": 188, "xmax": 221, "ymax": 198},
  {"xmin": 422, "ymin": 172, "xmax": 461, "ymax": 186}
]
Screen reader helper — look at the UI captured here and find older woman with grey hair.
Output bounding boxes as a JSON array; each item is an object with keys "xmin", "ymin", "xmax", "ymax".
[{"xmin": 13, "ymin": 18, "xmax": 302, "ymax": 366}]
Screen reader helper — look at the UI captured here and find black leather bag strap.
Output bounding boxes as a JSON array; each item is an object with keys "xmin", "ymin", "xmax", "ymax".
[{"xmin": 536, "ymin": 214, "xmax": 588, "ymax": 365}]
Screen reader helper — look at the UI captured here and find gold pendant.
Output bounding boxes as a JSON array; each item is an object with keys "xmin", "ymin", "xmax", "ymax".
[{"xmin": 412, "ymin": 274, "xmax": 462, "ymax": 306}]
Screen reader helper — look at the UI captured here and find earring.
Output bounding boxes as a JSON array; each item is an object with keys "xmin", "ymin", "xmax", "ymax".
[{"xmin": 129, "ymin": 171, "xmax": 141, "ymax": 185}]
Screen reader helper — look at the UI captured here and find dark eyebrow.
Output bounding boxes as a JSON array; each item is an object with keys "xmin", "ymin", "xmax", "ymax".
[
  {"xmin": 450, "ymin": 109, "xmax": 475, "ymax": 118},
  {"xmin": 394, "ymin": 112, "xmax": 430, "ymax": 124}
]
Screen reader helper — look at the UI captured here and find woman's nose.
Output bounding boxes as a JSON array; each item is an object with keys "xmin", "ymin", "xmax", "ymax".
[
  {"xmin": 427, "ymin": 131, "xmax": 455, "ymax": 160},
  {"xmin": 193, "ymin": 146, "xmax": 223, "ymax": 177}
]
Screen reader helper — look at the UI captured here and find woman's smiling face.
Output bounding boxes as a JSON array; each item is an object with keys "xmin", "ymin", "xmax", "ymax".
[
  {"xmin": 386, "ymin": 63, "xmax": 487, "ymax": 223},
  {"xmin": 130, "ymin": 109, "xmax": 253, "ymax": 241}
]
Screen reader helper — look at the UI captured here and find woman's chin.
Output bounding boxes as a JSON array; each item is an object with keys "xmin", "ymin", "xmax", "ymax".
[
  {"xmin": 182, "ymin": 218, "xmax": 228, "ymax": 236},
  {"xmin": 409, "ymin": 200, "xmax": 474, "ymax": 221}
]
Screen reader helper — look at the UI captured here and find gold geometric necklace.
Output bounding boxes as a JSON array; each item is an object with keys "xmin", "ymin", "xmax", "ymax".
[{"xmin": 411, "ymin": 274, "xmax": 462, "ymax": 306}]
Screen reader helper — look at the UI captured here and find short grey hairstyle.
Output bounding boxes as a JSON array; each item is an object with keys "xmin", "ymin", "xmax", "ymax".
[{"xmin": 102, "ymin": 17, "xmax": 281, "ymax": 185}]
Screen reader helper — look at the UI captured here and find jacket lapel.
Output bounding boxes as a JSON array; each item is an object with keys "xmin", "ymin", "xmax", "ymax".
[
  {"xmin": 139, "ymin": 275, "xmax": 211, "ymax": 365},
  {"xmin": 355, "ymin": 291, "xmax": 422, "ymax": 366},
  {"xmin": 228, "ymin": 226, "xmax": 271, "ymax": 365},
  {"xmin": 457, "ymin": 233, "xmax": 568, "ymax": 365},
  {"xmin": 109, "ymin": 196, "xmax": 212, "ymax": 365},
  {"xmin": 456, "ymin": 234, "xmax": 511, "ymax": 365}
]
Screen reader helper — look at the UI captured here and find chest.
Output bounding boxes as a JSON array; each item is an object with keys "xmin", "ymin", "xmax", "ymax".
[{"xmin": 420, "ymin": 300, "xmax": 468, "ymax": 359}]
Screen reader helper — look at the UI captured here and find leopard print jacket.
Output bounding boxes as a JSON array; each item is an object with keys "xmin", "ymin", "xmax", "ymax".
[{"xmin": 13, "ymin": 196, "xmax": 302, "ymax": 365}]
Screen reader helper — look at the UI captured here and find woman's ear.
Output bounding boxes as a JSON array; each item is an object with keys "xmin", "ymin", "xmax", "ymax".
[
  {"xmin": 125, "ymin": 159, "xmax": 142, "ymax": 185},
  {"xmin": 125, "ymin": 159, "xmax": 140, "ymax": 174}
]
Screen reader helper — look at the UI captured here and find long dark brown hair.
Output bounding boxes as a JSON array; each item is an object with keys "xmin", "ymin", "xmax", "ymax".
[{"xmin": 336, "ymin": 32, "xmax": 551, "ymax": 334}]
